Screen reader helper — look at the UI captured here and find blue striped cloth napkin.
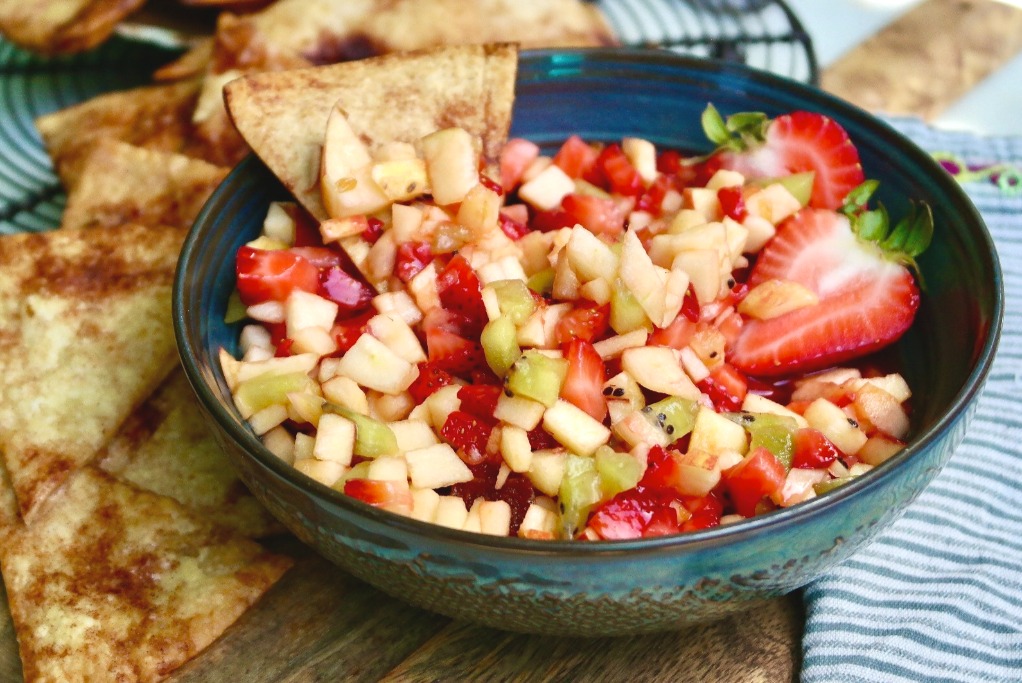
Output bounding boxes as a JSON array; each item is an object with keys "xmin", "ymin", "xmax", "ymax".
[{"xmin": 801, "ymin": 117, "xmax": 1022, "ymax": 682}]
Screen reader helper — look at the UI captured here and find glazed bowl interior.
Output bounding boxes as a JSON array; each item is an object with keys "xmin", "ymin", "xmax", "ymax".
[{"xmin": 174, "ymin": 48, "xmax": 1002, "ymax": 635}]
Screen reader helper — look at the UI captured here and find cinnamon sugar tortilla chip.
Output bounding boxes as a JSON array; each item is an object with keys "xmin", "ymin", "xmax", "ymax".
[
  {"xmin": 35, "ymin": 79, "xmax": 201, "ymax": 190},
  {"xmin": 224, "ymin": 43, "xmax": 517, "ymax": 220},
  {"xmin": 98, "ymin": 371, "xmax": 282, "ymax": 538},
  {"xmin": 0, "ymin": 464, "xmax": 291, "ymax": 683},
  {"xmin": 0, "ymin": 0, "xmax": 146, "ymax": 55},
  {"xmin": 0, "ymin": 223, "xmax": 185, "ymax": 521},
  {"xmin": 62, "ymin": 140, "xmax": 229, "ymax": 231}
]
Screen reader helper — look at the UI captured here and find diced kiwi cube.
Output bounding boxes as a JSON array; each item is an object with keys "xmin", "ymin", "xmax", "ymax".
[
  {"xmin": 527, "ymin": 268, "xmax": 555, "ymax": 295},
  {"xmin": 481, "ymin": 315, "xmax": 522, "ymax": 378},
  {"xmin": 610, "ymin": 280, "xmax": 651, "ymax": 334},
  {"xmin": 594, "ymin": 446, "xmax": 642, "ymax": 498},
  {"xmin": 333, "ymin": 461, "xmax": 372, "ymax": 490},
  {"xmin": 643, "ymin": 396, "xmax": 699, "ymax": 442},
  {"xmin": 506, "ymin": 351, "xmax": 568, "ymax": 407},
  {"xmin": 490, "ymin": 279, "xmax": 536, "ymax": 324},
  {"xmin": 725, "ymin": 412, "xmax": 798, "ymax": 469},
  {"xmin": 559, "ymin": 454, "xmax": 602, "ymax": 537},
  {"xmin": 814, "ymin": 476, "xmax": 852, "ymax": 495},
  {"xmin": 235, "ymin": 371, "xmax": 316, "ymax": 414},
  {"xmin": 324, "ymin": 403, "xmax": 398, "ymax": 457}
]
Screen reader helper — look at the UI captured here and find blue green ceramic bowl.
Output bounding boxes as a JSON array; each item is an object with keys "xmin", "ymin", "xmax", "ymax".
[{"xmin": 173, "ymin": 48, "xmax": 1002, "ymax": 636}]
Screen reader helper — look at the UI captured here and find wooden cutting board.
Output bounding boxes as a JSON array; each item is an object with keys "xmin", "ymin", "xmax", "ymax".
[{"xmin": 3, "ymin": 1, "xmax": 1020, "ymax": 680}]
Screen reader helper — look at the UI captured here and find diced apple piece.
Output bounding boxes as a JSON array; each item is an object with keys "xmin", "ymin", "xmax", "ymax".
[
  {"xmin": 518, "ymin": 499, "xmax": 558, "ymax": 539},
  {"xmin": 407, "ymin": 261, "xmax": 440, "ymax": 314},
  {"xmin": 371, "ymin": 158, "xmax": 429, "ymax": 202},
  {"xmin": 424, "ymin": 384, "xmax": 462, "ymax": 431},
  {"xmin": 609, "ymin": 280, "xmax": 651, "ymax": 334},
  {"xmin": 773, "ymin": 467, "xmax": 827, "ymax": 507},
  {"xmin": 477, "ymin": 500, "xmax": 512, "ymax": 536},
  {"xmin": 246, "ymin": 301, "xmax": 285, "ymax": 324},
  {"xmin": 850, "ymin": 383, "xmax": 911, "ymax": 439},
  {"xmin": 619, "ymin": 229, "xmax": 672, "ymax": 327},
  {"xmin": 368, "ymin": 313, "xmax": 426, "ymax": 363},
  {"xmin": 578, "ymin": 277, "xmax": 612, "ymax": 305},
  {"xmin": 324, "ymin": 404, "xmax": 398, "ymax": 458},
  {"xmin": 262, "ymin": 426, "xmax": 296, "ymax": 464},
  {"xmin": 622, "ymin": 137, "xmax": 657, "ymax": 184},
  {"xmin": 391, "ymin": 203, "xmax": 424, "ymax": 244},
  {"xmin": 313, "ymin": 413, "xmax": 356, "ymax": 465},
  {"xmin": 322, "ymin": 375, "xmax": 369, "ymax": 415},
  {"xmin": 462, "ymin": 500, "xmax": 483, "ymax": 534},
  {"xmin": 674, "ymin": 450, "xmax": 723, "ymax": 497},
  {"xmin": 240, "ymin": 324, "xmax": 272, "ymax": 355},
  {"xmin": 293, "ymin": 432, "xmax": 315, "ymax": 461},
  {"xmin": 372, "ymin": 290, "xmax": 423, "ymax": 326},
  {"xmin": 494, "ymin": 392, "xmax": 546, "ymax": 431},
  {"xmin": 456, "ymin": 183, "xmax": 501, "ymax": 238},
  {"xmin": 262, "ymin": 202, "xmax": 296, "ymax": 244},
  {"xmin": 499, "ymin": 425, "xmax": 534, "ymax": 473},
  {"xmin": 689, "ymin": 406, "xmax": 748, "ymax": 456},
  {"xmin": 320, "ymin": 102, "xmax": 389, "ymax": 218},
  {"xmin": 741, "ymin": 393, "xmax": 809, "ymax": 429},
  {"xmin": 320, "ymin": 216, "xmax": 369, "ymax": 243},
  {"xmin": 335, "ymin": 333, "xmax": 418, "ymax": 394},
  {"xmin": 672, "ymin": 249, "xmax": 723, "ymax": 305},
  {"xmin": 527, "ymin": 449, "xmax": 568, "ymax": 497},
  {"xmin": 234, "ymin": 371, "xmax": 317, "ymax": 419},
  {"xmin": 235, "ymin": 352, "xmax": 319, "ymax": 384},
  {"xmin": 566, "ymin": 224, "xmax": 619, "ymax": 283},
  {"xmin": 688, "ymin": 326, "xmax": 727, "ymax": 371},
  {"xmin": 857, "ymin": 434, "xmax": 906, "ymax": 467},
  {"xmin": 287, "ymin": 391, "xmax": 325, "ymax": 427},
  {"xmin": 621, "ymin": 346, "xmax": 700, "ymax": 400},
  {"xmin": 592, "ymin": 329, "xmax": 648, "ymax": 360},
  {"xmin": 421, "ymin": 127, "xmax": 479, "ymax": 205},
  {"xmin": 285, "ymin": 290, "xmax": 339, "ymax": 337},
  {"xmin": 290, "ymin": 326, "xmax": 338, "ymax": 356},
  {"xmin": 683, "ymin": 187, "xmax": 722, "ymax": 221},
  {"xmin": 410, "ymin": 487, "xmax": 441, "ymax": 523},
  {"xmin": 367, "ymin": 455, "xmax": 408, "ymax": 483},
  {"xmin": 848, "ymin": 462, "xmax": 874, "ymax": 477},
  {"xmin": 847, "ymin": 373, "xmax": 912, "ymax": 403},
  {"xmin": 542, "ymin": 399, "xmax": 611, "ymax": 456},
  {"xmin": 294, "ymin": 458, "xmax": 346, "ymax": 487},
  {"xmin": 248, "ymin": 404, "xmax": 288, "ymax": 436},
  {"xmin": 518, "ymin": 163, "xmax": 575, "ymax": 211},
  {"xmin": 405, "ymin": 443, "xmax": 473, "ymax": 489},
  {"xmin": 741, "ymin": 214, "xmax": 776, "ymax": 253},
  {"xmin": 739, "ymin": 279, "xmax": 819, "ymax": 320},
  {"xmin": 804, "ymin": 398, "xmax": 868, "ymax": 456},
  {"xmin": 613, "ymin": 409, "xmax": 670, "ymax": 449},
  {"xmin": 368, "ymin": 390, "xmax": 415, "ymax": 422},
  {"xmin": 744, "ymin": 182, "xmax": 802, "ymax": 224},
  {"xmin": 434, "ymin": 495, "xmax": 469, "ymax": 530},
  {"xmin": 390, "ymin": 419, "xmax": 439, "ymax": 453},
  {"xmin": 704, "ymin": 169, "xmax": 745, "ymax": 191}
]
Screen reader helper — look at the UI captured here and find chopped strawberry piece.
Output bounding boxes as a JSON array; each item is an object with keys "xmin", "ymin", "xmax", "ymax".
[
  {"xmin": 561, "ymin": 193, "xmax": 626, "ymax": 237},
  {"xmin": 681, "ymin": 284, "xmax": 700, "ymax": 323},
  {"xmin": 441, "ymin": 410, "xmax": 493, "ymax": 464},
  {"xmin": 361, "ymin": 216, "xmax": 384, "ymax": 243},
  {"xmin": 264, "ymin": 322, "xmax": 287, "ymax": 346},
  {"xmin": 500, "ymin": 138, "xmax": 540, "ymax": 191},
  {"xmin": 731, "ymin": 209, "xmax": 920, "ymax": 377},
  {"xmin": 718, "ymin": 110, "xmax": 864, "ymax": 209},
  {"xmin": 344, "ymin": 479, "xmax": 412, "ymax": 509},
  {"xmin": 656, "ymin": 149, "xmax": 684, "ymax": 175},
  {"xmin": 288, "ymin": 246, "xmax": 344, "ymax": 270},
  {"xmin": 553, "ymin": 135, "xmax": 599, "ymax": 179},
  {"xmin": 436, "ymin": 254, "xmax": 487, "ymax": 332},
  {"xmin": 318, "ymin": 266, "xmax": 374, "ymax": 313},
  {"xmin": 560, "ymin": 339, "xmax": 607, "ymax": 421},
  {"xmin": 554, "ymin": 301, "xmax": 611, "ymax": 346},
  {"xmin": 587, "ymin": 144, "xmax": 644, "ymax": 197},
  {"xmin": 717, "ymin": 185, "xmax": 747, "ymax": 221},
  {"xmin": 791, "ymin": 428, "xmax": 842, "ymax": 469},
  {"xmin": 527, "ymin": 426, "xmax": 560, "ymax": 451},
  {"xmin": 447, "ymin": 463, "xmax": 535, "ymax": 534},
  {"xmin": 425, "ymin": 326, "xmax": 488, "ymax": 376},
  {"xmin": 498, "ymin": 212, "xmax": 530, "ymax": 240},
  {"xmin": 586, "ymin": 486, "xmax": 679, "ymax": 540},
  {"xmin": 648, "ymin": 315, "xmax": 698, "ymax": 350},
  {"xmin": 235, "ymin": 246, "xmax": 320, "ymax": 305},
  {"xmin": 457, "ymin": 385, "xmax": 502, "ymax": 421},
  {"xmin": 407, "ymin": 362, "xmax": 457, "ymax": 403},
  {"xmin": 394, "ymin": 241, "xmax": 434, "ymax": 283},
  {"xmin": 697, "ymin": 364, "xmax": 748, "ymax": 412},
  {"xmin": 644, "ymin": 507, "xmax": 683, "ymax": 537},
  {"xmin": 723, "ymin": 447, "xmax": 786, "ymax": 517},
  {"xmin": 531, "ymin": 208, "xmax": 577, "ymax": 233},
  {"xmin": 639, "ymin": 445, "xmax": 684, "ymax": 490},
  {"xmin": 274, "ymin": 338, "xmax": 294, "ymax": 357},
  {"xmin": 479, "ymin": 174, "xmax": 504, "ymax": 196},
  {"xmin": 679, "ymin": 493, "xmax": 723, "ymax": 531},
  {"xmin": 636, "ymin": 174, "xmax": 672, "ymax": 215},
  {"xmin": 330, "ymin": 310, "xmax": 374, "ymax": 354}
]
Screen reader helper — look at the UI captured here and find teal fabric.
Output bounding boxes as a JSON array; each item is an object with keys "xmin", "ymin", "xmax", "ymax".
[{"xmin": 802, "ymin": 117, "xmax": 1022, "ymax": 682}]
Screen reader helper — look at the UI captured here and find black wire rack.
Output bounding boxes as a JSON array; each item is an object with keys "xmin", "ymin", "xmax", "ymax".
[
  {"xmin": 0, "ymin": 0, "xmax": 817, "ymax": 235},
  {"xmin": 596, "ymin": 0, "xmax": 817, "ymax": 84}
]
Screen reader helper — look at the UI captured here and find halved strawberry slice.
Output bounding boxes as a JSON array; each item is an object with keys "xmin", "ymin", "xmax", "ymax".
[
  {"xmin": 703, "ymin": 105, "xmax": 865, "ymax": 210},
  {"xmin": 730, "ymin": 191, "xmax": 931, "ymax": 377},
  {"xmin": 560, "ymin": 339, "xmax": 607, "ymax": 421}
]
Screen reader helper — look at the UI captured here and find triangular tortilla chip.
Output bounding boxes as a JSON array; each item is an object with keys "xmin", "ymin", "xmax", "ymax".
[
  {"xmin": 35, "ymin": 79, "xmax": 201, "ymax": 190},
  {"xmin": 0, "ymin": 0, "xmax": 145, "ymax": 55},
  {"xmin": 224, "ymin": 43, "xmax": 517, "ymax": 221},
  {"xmin": 62, "ymin": 140, "xmax": 229, "ymax": 231},
  {"xmin": 0, "ymin": 463, "xmax": 291, "ymax": 683},
  {"xmin": 0, "ymin": 222, "xmax": 184, "ymax": 521},
  {"xmin": 98, "ymin": 370, "xmax": 282, "ymax": 538}
]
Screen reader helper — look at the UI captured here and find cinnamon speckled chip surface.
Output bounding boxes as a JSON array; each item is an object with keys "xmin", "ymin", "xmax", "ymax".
[{"xmin": 0, "ymin": 465, "xmax": 291, "ymax": 683}]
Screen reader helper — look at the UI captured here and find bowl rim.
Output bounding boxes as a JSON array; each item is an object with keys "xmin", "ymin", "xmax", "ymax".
[{"xmin": 174, "ymin": 46, "xmax": 1004, "ymax": 556}]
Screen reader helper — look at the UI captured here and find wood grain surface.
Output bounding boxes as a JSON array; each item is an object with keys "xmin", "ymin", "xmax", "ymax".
[
  {"xmin": 4, "ymin": 0, "xmax": 1016, "ymax": 680},
  {"xmin": 821, "ymin": 0, "xmax": 1022, "ymax": 119}
]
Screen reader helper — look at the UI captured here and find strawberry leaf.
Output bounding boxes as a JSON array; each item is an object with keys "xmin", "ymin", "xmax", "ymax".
[
  {"xmin": 701, "ymin": 104, "xmax": 731, "ymax": 147},
  {"xmin": 840, "ymin": 179, "xmax": 879, "ymax": 217}
]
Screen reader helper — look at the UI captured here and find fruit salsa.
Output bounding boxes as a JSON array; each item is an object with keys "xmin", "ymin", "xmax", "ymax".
[{"xmin": 220, "ymin": 104, "xmax": 932, "ymax": 541}]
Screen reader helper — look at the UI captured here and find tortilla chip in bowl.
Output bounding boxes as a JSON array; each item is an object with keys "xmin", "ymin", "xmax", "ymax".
[{"xmin": 175, "ymin": 47, "xmax": 1000, "ymax": 635}]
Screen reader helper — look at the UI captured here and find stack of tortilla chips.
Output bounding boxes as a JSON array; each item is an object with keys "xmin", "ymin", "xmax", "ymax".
[{"xmin": 0, "ymin": 2, "xmax": 617, "ymax": 679}]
